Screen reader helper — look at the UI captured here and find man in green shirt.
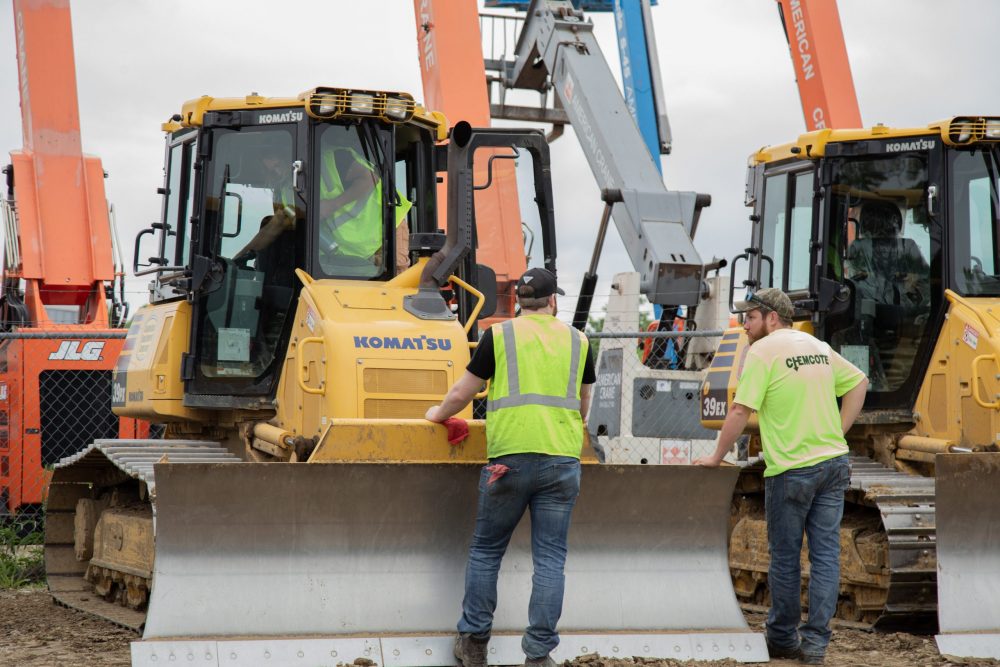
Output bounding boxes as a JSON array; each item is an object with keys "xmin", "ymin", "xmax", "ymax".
[{"xmin": 694, "ymin": 288, "xmax": 868, "ymax": 665}]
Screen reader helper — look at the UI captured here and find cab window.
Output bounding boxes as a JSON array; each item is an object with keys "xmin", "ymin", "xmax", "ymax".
[{"xmin": 758, "ymin": 169, "xmax": 815, "ymax": 292}]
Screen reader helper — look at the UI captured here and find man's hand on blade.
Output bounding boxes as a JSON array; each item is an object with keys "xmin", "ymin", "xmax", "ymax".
[{"xmin": 693, "ymin": 453, "xmax": 724, "ymax": 467}]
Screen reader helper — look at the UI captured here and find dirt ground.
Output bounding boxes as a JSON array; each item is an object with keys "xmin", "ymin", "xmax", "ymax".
[{"xmin": 1, "ymin": 589, "xmax": 997, "ymax": 667}]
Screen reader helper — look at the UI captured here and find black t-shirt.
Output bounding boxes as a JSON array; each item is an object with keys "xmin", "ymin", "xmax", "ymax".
[{"xmin": 467, "ymin": 327, "xmax": 597, "ymax": 384}]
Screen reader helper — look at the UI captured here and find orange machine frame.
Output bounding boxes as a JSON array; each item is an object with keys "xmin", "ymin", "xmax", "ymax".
[{"xmin": 1, "ymin": 0, "xmax": 143, "ymax": 517}]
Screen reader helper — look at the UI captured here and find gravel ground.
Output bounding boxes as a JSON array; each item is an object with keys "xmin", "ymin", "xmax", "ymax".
[{"xmin": 1, "ymin": 589, "xmax": 997, "ymax": 667}]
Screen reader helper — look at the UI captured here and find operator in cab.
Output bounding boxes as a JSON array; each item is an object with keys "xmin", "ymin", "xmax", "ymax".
[{"xmin": 316, "ymin": 128, "xmax": 411, "ymax": 275}]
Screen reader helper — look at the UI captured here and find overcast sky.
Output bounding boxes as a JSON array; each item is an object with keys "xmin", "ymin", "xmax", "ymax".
[{"xmin": 0, "ymin": 1, "xmax": 998, "ymax": 325}]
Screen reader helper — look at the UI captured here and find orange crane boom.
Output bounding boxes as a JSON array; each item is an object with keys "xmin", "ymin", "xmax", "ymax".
[
  {"xmin": 776, "ymin": 0, "xmax": 862, "ymax": 130},
  {"xmin": 412, "ymin": 0, "xmax": 530, "ymax": 322},
  {"xmin": 10, "ymin": 0, "xmax": 116, "ymax": 325}
]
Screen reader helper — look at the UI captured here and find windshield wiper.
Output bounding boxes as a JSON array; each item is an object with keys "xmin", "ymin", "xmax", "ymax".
[
  {"xmin": 217, "ymin": 164, "xmax": 231, "ymax": 244},
  {"xmin": 359, "ymin": 122, "xmax": 399, "ymax": 207}
]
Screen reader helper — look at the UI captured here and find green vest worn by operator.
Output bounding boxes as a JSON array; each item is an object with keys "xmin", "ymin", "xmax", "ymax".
[
  {"xmin": 319, "ymin": 146, "xmax": 411, "ymax": 260},
  {"xmin": 486, "ymin": 314, "xmax": 589, "ymax": 460}
]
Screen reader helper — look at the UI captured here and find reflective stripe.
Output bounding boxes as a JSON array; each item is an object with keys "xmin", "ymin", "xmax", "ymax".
[
  {"xmin": 566, "ymin": 328, "xmax": 581, "ymax": 399},
  {"xmin": 488, "ymin": 393, "xmax": 581, "ymax": 411},
  {"xmin": 488, "ymin": 320, "xmax": 582, "ymax": 413},
  {"xmin": 500, "ymin": 319, "xmax": 518, "ymax": 395},
  {"xmin": 328, "ymin": 197, "xmax": 369, "ymax": 230}
]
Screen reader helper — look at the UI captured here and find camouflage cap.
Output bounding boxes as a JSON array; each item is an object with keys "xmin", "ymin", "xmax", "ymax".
[{"xmin": 734, "ymin": 287, "xmax": 794, "ymax": 319}]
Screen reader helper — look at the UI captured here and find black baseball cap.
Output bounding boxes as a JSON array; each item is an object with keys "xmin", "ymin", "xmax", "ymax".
[{"xmin": 516, "ymin": 267, "xmax": 565, "ymax": 298}]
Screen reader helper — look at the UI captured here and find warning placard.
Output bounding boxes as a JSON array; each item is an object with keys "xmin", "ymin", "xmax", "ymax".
[{"xmin": 661, "ymin": 439, "xmax": 692, "ymax": 465}]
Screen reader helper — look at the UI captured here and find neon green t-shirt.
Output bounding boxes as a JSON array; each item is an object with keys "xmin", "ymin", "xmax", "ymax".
[{"xmin": 733, "ymin": 328, "xmax": 865, "ymax": 476}]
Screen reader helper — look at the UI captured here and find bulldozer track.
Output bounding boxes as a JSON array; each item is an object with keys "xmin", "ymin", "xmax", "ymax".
[
  {"xmin": 731, "ymin": 455, "xmax": 936, "ymax": 632},
  {"xmin": 44, "ymin": 440, "xmax": 238, "ymax": 631},
  {"xmin": 845, "ymin": 456, "xmax": 936, "ymax": 631}
]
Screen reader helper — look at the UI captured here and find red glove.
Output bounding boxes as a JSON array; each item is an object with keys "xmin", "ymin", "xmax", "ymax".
[{"xmin": 443, "ymin": 417, "xmax": 469, "ymax": 446}]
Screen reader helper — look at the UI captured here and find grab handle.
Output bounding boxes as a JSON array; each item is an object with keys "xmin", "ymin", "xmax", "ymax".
[
  {"xmin": 297, "ymin": 337, "xmax": 326, "ymax": 396},
  {"xmin": 971, "ymin": 354, "xmax": 999, "ymax": 409}
]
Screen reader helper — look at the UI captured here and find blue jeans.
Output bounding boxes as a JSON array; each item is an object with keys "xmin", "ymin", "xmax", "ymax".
[
  {"xmin": 458, "ymin": 453, "xmax": 581, "ymax": 659},
  {"xmin": 765, "ymin": 454, "xmax": 850, "ymax": 658}
]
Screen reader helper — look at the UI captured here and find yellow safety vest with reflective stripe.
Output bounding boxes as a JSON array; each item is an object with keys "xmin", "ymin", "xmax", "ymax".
[
  {"xmin": 319, "ymin": 147, "xmax": 411, "ymax": 258},
  {"xmin": 486, "ymin": 314, "xmax": 589, "ymax": 459}
]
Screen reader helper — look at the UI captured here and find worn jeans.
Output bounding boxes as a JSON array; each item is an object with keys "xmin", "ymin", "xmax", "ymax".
[
  {"xmin": 765, "ymin": 454, "xmax": 850, "ymax": 658},
  {"xmin": 457, "ymin": 453, "xmax": 581, "ymax": 660}
]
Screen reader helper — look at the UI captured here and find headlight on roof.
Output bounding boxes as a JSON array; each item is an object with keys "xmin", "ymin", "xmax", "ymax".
[
  {"xmin": 948, "ymin": 117, "xmax": 976, "ymax": 144},
  {"xmin": 945, "ymin": 116, "xmax": 1000, "ymax": 144},
  {"xmin": 304, "ymin": 87, "xmax": 416, "ymax": 123},
  {"xmin": 349, "ymin": 93, "xmax": 376, "ymax": 115},
  {"xmin": 305, "ymin": 89, "xmax": 343, "ymax": 119},
  {"xmin": 385, "ymin": 95, "xmax": 414, "ymax": 121}
]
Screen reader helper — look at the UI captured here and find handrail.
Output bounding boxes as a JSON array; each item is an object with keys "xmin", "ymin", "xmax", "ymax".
[
  {"xmin": 296, "ymin": 336, "xmax": 326, "ymax": 396},
  {"xmin": 945, "ymin": 289, "xmax": 993, "ymax": 340},
  {"xmin": 971, "ymin": 354, "xmax": 1000, "ymax": 409},
  {"xmin": 447, "ymin": 273, "xmax": 485, "ymax": 335}
]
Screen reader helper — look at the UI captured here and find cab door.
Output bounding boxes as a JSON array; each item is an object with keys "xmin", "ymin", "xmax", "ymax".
[
  {"xmin": 184, "ymin": 124, "xmax": 302, "ymax": 408},
  {"xmin": 752, "ymin": 166, "xmax": 818, "ymax": 301},
  {"xmin": 817, "ymin": 146, "xmax": 944, "ymax": 410}
]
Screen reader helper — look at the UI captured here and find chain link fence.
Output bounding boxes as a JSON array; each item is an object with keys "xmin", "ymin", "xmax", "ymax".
[
  {"xmin": 0, "ymin": 330, "xmax": 135, "ymax": 525},
  {"xmin": 587, "ymin": 330, "xmax": 724, "ymax": 465}
]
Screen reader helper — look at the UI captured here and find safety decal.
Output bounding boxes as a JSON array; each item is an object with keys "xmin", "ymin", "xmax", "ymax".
[{"xmin": 963, "ymin": 323, "xmax": 979, "ymax": 350}]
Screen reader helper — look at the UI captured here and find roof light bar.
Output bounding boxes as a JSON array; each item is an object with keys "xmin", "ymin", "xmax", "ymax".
[{"xmin": 305, "ymin": 88, "xmax": 416, "ymax": 123}]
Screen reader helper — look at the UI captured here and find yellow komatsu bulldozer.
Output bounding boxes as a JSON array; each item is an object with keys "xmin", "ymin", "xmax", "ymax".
[
  {"xmin": 44, "ymin": 88, "xmax": 768, "ymax": 665},
  {"xmin": 701, "ymin": 117, "xmax": 1000, "ymax": 649}
]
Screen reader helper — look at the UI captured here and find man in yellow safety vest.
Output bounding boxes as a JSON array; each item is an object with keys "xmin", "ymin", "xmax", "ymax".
[{"xmin": 425, "ymin": 267, "xmax": 596, "ymax": 667}]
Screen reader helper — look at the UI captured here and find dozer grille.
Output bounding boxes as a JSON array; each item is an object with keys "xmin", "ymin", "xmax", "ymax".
[
  {"xmin": 39, "ymin": 370, "xmax": 119, "ymax": 466},
  {"xmin": 362, "ymin": 368, "xmax": 448, "ymax": 395},
  {"xmin": 363, "ymin": 399, "xmax": 439, "ymax": 419}
]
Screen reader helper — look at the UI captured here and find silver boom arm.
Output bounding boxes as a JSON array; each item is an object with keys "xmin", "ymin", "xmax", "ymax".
[{"xmin": 506, "ymin": 0, "xmax": 707, "ymax": 306}]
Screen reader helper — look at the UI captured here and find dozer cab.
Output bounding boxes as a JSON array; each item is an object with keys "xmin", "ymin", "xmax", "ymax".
[
  {"xmin": 702, "ymin": 117, "xmax": 1000, "ymax": 641},
  {"xmin": 44, "ymin": 88, "xmax": 765, "ymax": 665}
]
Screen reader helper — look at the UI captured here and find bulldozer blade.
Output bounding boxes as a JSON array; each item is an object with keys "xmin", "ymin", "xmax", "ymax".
[
  {"xmin": 135, "ymin": 461, "xmax": 765, "ymax": 665},
  {"xmin": 935, "ymin": 452, "xmax": 1000, "ymax": 659}
]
